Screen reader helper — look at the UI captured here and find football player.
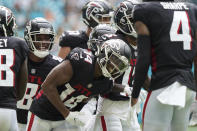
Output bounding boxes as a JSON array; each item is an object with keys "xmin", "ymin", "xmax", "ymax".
[
  {"xmin": 0, "ymin": 6, "xmax": 28, "ymax": 131},
  {"xmin": 58, "ymin": 0, "xmax": 113, "ymax": 59},
  {"xmin": 16, "ymin": 17, "xmax": 62, "ymax": 131},
  {"xmin": 26, "ymin": 37, "xmax": 132, "ymax": 131},
  {"xmin": 85, "ymin": 4, "xmax": 149, "ymax": 129},
  {"xmin": 129, "ymin": 0, "xmax": 197, "ymax": 131}
]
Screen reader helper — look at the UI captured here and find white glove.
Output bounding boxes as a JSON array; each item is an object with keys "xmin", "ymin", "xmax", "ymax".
[
  {"xmin": 66, "ymin": 111, "xmax": 90, "ymax": 126},
  {"xmin": 123, "ymin": 85, "xmax": 133, "ymax": 96}
]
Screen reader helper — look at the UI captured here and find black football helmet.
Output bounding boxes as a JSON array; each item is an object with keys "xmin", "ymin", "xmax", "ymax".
[
  {"xmin": 97, "ymin": 39, "xmax": 132, "ymax": 80},
  {"xmin": 88, "ymin": 24, "xmax": 116, "ymax": 53},
  {"xmin": 82, "ymin": 0, "xmax": 113, "ymax": 28},
  {"xmin": 113, "ymin": 0, "xmax": 138, "ymax": 37},
  {"xmin": 0, "ymin": 6, "xmax": 16, "ymax": 37},
  {"xmin": 24, "ymin": 17, "xmax": 55, "ymax": 58}
]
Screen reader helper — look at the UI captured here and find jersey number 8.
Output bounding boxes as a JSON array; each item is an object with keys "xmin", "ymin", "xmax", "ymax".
[{"xmin": 0, "ymin": 49, "xmax": 14, "ymax": 86}]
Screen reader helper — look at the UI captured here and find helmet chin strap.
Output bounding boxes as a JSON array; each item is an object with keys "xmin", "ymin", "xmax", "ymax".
[{"xmin": 33, "ymin": 50, "xmax": 49, "ymax": 58}]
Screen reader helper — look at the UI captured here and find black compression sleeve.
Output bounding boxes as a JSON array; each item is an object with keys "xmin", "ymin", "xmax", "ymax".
[{"xmin": 132, "ymin": 35, "xmax": 151, "ymax": 98}]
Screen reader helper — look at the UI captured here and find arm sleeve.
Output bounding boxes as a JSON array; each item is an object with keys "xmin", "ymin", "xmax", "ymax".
[
  {"xmin": 19, "ymin": 39, "xmax": 29, "ymax": 64},
  {"xmin": 132, "ymin": 35, "xmax": 151, "ymax": 98},
  {"xmin": 133, "ymin": 4, "xmax": 149, "ymax": 26},
  {"xmin": 93, "ymin": 78, "xmax": 113, "ymax": 95},
  {"xmin": 65, "ymin": 48, "xmax": 83, "ymax": 72}
]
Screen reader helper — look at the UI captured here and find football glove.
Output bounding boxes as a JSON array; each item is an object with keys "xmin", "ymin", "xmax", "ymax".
[
  {"xmin": 123, "ymin": 85, "xmax": 133, "ymax": 96},
  {"xmin": 66, "ymin": 111, "xmax": 90, "ymax": 127}
]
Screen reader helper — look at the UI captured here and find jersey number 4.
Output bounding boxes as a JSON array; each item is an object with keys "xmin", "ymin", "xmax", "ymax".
[{"xmin": 170, "ymin": 11, "xmax": 192, "ymax": 50}]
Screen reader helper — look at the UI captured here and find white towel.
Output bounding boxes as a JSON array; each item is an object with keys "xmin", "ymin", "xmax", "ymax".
[{"xmin": 157, "ymin": 81, "xmax": 187, "ymax": 109}]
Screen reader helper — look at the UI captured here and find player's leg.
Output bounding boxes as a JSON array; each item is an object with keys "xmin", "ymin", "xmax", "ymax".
[
  {"xmin": 87, "ymin": 96, "xmax": 130, "ymax": 131},
  {"xmin": 18, "ymin": 123, "xmax": 26, "ymax": 131},
  {"xmin": 171, "ymin": 88, "xmax": 195, "ymax": 131},
  {"xmin": 80, "ymin": 97, "xmax": 97, "ymax": 115},
  {"xmin": 0, "ymin": 108, "xmax": 18, "ymax": 131},
  {"xmin": 143, "ymin": 89, "xmax": 173, "ymax": 131},
  {"xmin": 121, "ymin": 109, "xmax": 141, "ymax": 131},
  {"xmin": 121, "ymin": 119, "xmax": 141, "ymax": 131},
  {"xmin": 91, "ymin": 114, "xmax": 123, "ymax": 131},
  {"xmin": 189, "ymin": 100, "xmax": 197, "ymax": 126},
  {"xmin": 26, "ymin": 111, "xmax": 51, "ymax": 131},
  {"xmin": 53, "ymin": 121, "xmax": 82, "ymax": 131}
]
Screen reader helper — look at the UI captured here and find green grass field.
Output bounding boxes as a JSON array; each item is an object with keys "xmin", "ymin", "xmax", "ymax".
[{"xmin": 188, "ymin": 126, "xmax": 197, "ymax": 131}]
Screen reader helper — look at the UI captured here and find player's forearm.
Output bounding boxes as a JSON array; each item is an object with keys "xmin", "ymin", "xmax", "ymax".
[
  {"xmin": 143, "ymin": 75, "xmax": 150, "ymax": 91},
  {"xmin": 58, "ymin": 47, "xmax": 71, "ymax": 59},
  {"xmin": 132, "ymin": 35, "xmax": 151, "ymax": 98},
  {"xmin": 111, "ymin": 83, "xmax": 125, "ymax": 93},
  {"xmin": 194, "ymin": 53, "xmax": 197, "ymax": 95},
  {"xmin": 42, "ymin": 85, "xmax": 69, "ymax": 118}
]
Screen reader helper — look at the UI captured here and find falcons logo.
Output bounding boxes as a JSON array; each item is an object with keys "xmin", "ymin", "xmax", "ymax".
[{"xmin": 86, "ymin": 2, "xmax": 103, "ymax": 20}]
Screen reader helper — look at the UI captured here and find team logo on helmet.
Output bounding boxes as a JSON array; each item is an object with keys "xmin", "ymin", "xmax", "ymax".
[
  {"xmin": 101, "ymin": 39, "xmax": 121, "ymax": 52},
  {"xmin": 86, "ymin": 2, "xmax": 104, "ymax": 20},
  {"xmin": 0, "ymin": 6, "xmax": 13, "ymax": 25}
]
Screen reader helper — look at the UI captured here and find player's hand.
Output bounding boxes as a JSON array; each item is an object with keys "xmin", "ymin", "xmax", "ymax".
[
  {"xmin": 131, "ymin": 97, "xmax": 138, "ymax": 106},
  {"xmin": 66, "ymin": 111, "xmax": 89, "ymax": 126},
  {"xmin": 123, "ymin": 85, "xmax": 133, "ymax": 96}
]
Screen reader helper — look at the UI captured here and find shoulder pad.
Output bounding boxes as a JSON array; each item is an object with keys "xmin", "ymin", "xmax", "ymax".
[
  {"xmin": 52, "ymin": 55, "xmax": 63, "ymax": 62},
  {"xmin": 66, "ymin": 47, "xmax": 94, "ymax": 66}
]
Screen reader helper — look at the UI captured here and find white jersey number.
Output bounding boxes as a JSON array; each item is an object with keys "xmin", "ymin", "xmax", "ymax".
[
  {"xmin": 0, "ymin": 49, "xmax": 14, "ymax": 86},
  {"xmin": 17, "ymin": 83, "xmax": 40, "ymax": 110},
  {"xmin": 170, "ymin": 11, "xmax": 192, "ymax": 50},
  {"xmin": 60, "ymin": 83, "xmax": 88, "ymax": 108}
]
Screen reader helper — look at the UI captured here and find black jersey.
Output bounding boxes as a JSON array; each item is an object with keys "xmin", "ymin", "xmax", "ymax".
[
  {"xmin": 0, "ymin": 36, "xmax": 28, "ymax": 109},
  {"xmin": 133, "ymin": 2, "xmax": 197, "ymax": 91},
  {"xmin": 30, "ymin": 48, "xmax": 112, "ymax": 121},
  {"xmin": 59, "ymin": 30, "xmax": 89, "ymax": 49},
  {"xmin": 102, "ymin": 33, "xmax": 137, "ymax": 101},
  {"xmin": 16, "ymin": 54, "xmax": 62, "ymax": 124}
]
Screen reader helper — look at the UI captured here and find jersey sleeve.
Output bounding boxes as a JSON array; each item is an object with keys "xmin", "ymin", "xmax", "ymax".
[
  {"xmin": 59, "ymin": 31, "xmax": 83, "ymax": 48},
  {"xmin": 133, "ymin": 4, "xmax": 149, "ymax": 26},
  {"xmin": 17, "ymin": 38, "xmax": 29, "ymax": 63},
  {"xmin": 93, "ymin": 78, "xmax": 113, "ymax": 95},
  {"xmin": 65, "ymin": 47, "xmax": 92, "ymax": 73}
]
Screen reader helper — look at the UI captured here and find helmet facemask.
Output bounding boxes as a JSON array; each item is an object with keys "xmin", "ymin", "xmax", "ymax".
[
  {"xmin": 82, "ymin": 1, "xmax": 113, "ymax": 28},
  {"xmin": 0, "ymin": 6, "xmax": 17, "ymax": 36},
  {"xmin": 94, "ymin": 11, "xmax": 113, "ymax": 25},
  {"xmin": 98, "ymin": 42, "xmax": 129, "ymax": 80},
  {"xmin": 26, "ymin": 30, "xmax": 54, "ymax": 58},
  {"xmin": 119, "ymin": 12, "xmax": 137, "ymax": 37},
  {"xmin": 114, "ymin": 1, "xmax": 137, "ymax": 38},
  {"xmin": 25, "ymin": 18, "xmax": 55, "ymax": 58}
]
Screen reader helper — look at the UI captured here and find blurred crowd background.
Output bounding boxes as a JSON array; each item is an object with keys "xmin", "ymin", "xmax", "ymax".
[{"xmin": 0, "ymin": 0, "xmax": 197, "ymax": 55}]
